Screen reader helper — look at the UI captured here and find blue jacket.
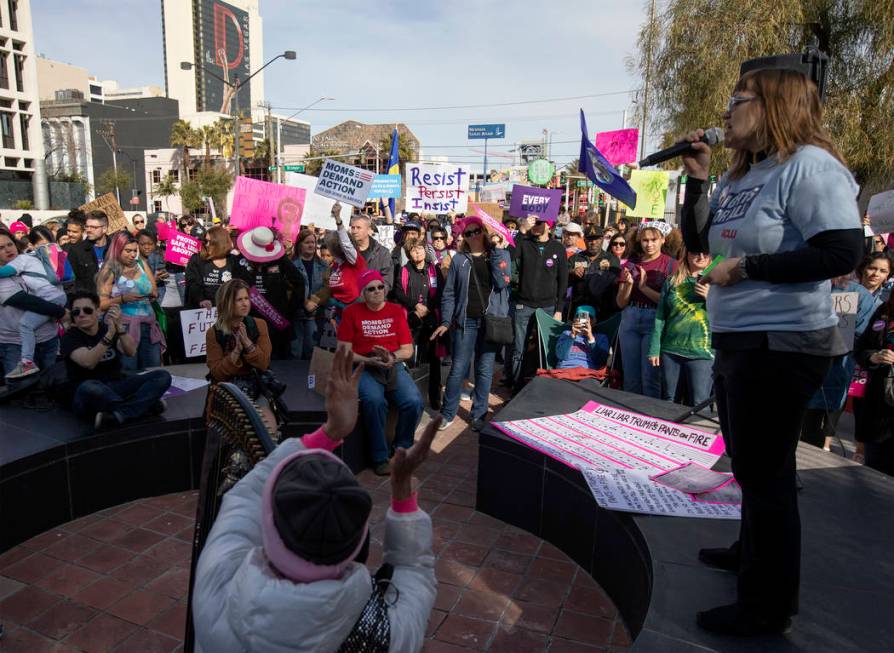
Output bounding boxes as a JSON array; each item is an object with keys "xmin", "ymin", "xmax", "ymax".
[
  {"xmin": 440, "ymin": 248, "xmax": 511, "ymax": 329},
  {"xmin": 292, "ymin": 256, "xmax": 327, "ymax": 318}
]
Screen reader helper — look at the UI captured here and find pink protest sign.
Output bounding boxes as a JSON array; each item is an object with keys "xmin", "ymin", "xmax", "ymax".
[
  {"xmin": 470, "ymin": 202, "xmax": 515, "ymax": 247},
  {"xmin": 594, "ymin": 128, "xmax": 639, "ymax": 167},
  {"xmin": 230, "ymin": 176, "xmax": 306, "ymax": 241},
  {"xmin": 154, "ymin": 221, "xmax": 174, "ymax": 241},
  {"xmin": 164, "ymin": 232, "xmax": 202, "ymax": 267},
  {"xmin": 249, "ymin": 286, "xmax": 290, "ymax": 331}
]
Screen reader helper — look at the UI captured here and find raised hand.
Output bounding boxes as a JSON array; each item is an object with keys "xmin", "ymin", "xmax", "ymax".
[
  {"xmin": 322, "ymin": 345, "xmax": 364, "ymax": 441},
  {"xmin": 391, "ymin": 416, "xmax": 442, "ymax": 500}
]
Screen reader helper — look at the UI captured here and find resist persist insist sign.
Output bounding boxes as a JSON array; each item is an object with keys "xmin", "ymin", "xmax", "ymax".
[{"xmin": 405, "ymin": 162, "xmax": 469, "ymax": 213}]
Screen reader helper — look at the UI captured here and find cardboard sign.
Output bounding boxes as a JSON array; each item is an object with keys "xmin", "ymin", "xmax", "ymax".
[
  {"xmin": 314, "ymin": 159, "xmax": 375, "ymax": 208},
  {"xmin": 595, "ymin": 128, "xmax": 639, "ymax": 167},
  {"xmin": 470, "ymin": 202, "xmax": 514, "ymax": 247},
  {"xmin": 508, "ymin": 184, "xmax": 562, "ymax": 221},
  {"xmin": 833, "ymin": 291, "xmax": 859, "ymax": 346},
  {"xmin": 368, "ymin": 174, "xmax": 402, "ymax": 199},
  {"xmin": 626, "ymin": 169, "xmax": 669, "ymax": 219},
  {"xmin": 164, "ymin": 232, "xmax": 201, "ymax": 267},
  {"xmin": 180, "ymin": 307, "xmax": 217, "ymax": 358},
  {"xmin": 285, "ymin": 172, "xmax": 352, "ymax": 230},
  {"xmin": 79, "ymin": 193, "xmax": 127, "ymax": 234},
  {"xmin": 405, "ymin": 162, "xmax": 470, "ymax": 213},
  {"xmin": 868, "ymin": 190, "xmax": 894, "ymax": 233},
  {"xmin": 229, "ymin": 176, "xmax": 306, "ymax": 241}
]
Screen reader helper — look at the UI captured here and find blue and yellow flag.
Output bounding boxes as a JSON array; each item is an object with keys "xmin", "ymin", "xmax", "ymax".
[{"xmin": 384, "ymin": 127, "xmax": 400, "ymax": 215}]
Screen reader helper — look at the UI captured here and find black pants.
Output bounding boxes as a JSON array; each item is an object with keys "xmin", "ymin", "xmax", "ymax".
[
  {"xmin": 866, "ymin": 437, "xmax": 894, "ymax": 476},
  {"xmin": 799, "ymin": 408, "xmax": 843, "ymax": 448},
  {"xmin": 713, "ymin": 347, "xmax": 830, "ymax": 618}
]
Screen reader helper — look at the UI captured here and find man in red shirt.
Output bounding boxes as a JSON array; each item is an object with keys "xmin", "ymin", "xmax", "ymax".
[{"xmin": 338, "ymin": 270, "xmax": 424, "ymax": 475}]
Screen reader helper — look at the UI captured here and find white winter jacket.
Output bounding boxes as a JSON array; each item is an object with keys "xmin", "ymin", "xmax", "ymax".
[{"xmin": 192, "ymin": 436, "xmax": 437, "ymax": 653}]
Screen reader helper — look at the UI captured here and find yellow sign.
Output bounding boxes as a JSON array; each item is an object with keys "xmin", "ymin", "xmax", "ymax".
[{"xmin": 626, "ymin": 170, "xmax": 669, "ymax": 219}]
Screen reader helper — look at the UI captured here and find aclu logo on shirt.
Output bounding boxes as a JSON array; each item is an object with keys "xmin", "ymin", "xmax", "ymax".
[
  {"xmin": 712, "ymin": 185, "xmax": 764, "ymax": 226},
  {"xmin": 361, "ymin": 317, "xmax": 395, "ymax": 338}
]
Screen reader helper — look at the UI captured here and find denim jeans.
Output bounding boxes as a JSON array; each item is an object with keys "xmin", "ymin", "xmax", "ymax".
[
  {"xmin": 358, "ymin": 363, "xmax": 424, "ymax": 464},
  {"xmin": 442, "ymin": 318, "xmax": 499, "ymax": 422},
  {"xmin": 72, "ymin": 369, "xmax": 172, "ymax": 422},
  {"xmin": 660, "ymin": 352, "xmax": 714, "ymax": 406},
  {"xmin": 501, "ymin": 301, "xmax": 516, "ymax": 382},
  {"xmin": 511, "ymin": 304, "xmax": 537, "ymax": 383},
  {"xmin": 121, "ymin": 323, "xmax": 162, "ymax": 372},
  {"xmin": 619, "ymin": 305, "xmax": 661, "ymax": 397},
  {"xmin": 290, "ymin": 319, "xmax": 318, "ymax": 360},
  {"xmin": 0, "ymin": 337, "xmax": 59, "ymax": 381}
]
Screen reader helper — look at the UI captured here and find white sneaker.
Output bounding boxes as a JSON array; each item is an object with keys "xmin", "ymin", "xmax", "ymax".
[
  {"xmin": 5, "ymin": 360, "xmax": 39, "ymax": 379},
  {"xmin": 438, "ymin": 418, "xmax": 454, "ymax": 431},
  {"xmin": 460, "ymin": 391, "xmax": 472, "ymax": 402}
]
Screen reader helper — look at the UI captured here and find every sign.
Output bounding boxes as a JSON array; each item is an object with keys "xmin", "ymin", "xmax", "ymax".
[
  {"xmin": 508, "ymin": 184, "xmax": 562, "ymax": 222},
  {"xmin": 405, "ymin": 163, "xmax": 470, "ymax": 213},
  {"xmin": 314, "ymin": 159, "xmax": 375, "ymax": 208}
]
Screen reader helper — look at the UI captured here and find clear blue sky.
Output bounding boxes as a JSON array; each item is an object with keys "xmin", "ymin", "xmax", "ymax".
[{"xmin": 32, "ymin": 0, "xmax": 648, "ymax": 168}]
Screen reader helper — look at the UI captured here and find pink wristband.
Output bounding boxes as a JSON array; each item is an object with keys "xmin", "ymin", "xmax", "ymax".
[
  {"xmin": 391, "ymin": 493, "xmax": 419, "ymax": 513},
  {"xmin": 300, "ymin": 427, "xmax": 339, "ymax": 452}
]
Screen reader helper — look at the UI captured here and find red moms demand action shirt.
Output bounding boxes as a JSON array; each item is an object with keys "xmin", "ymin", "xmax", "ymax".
[{"xmin": 337, "ymin": 301, "xmax": 413, "ymax": 356}]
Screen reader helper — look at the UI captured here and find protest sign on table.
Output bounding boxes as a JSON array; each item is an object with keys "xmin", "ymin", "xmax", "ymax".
[
  {"xmin": 229, "ymin": 176, "xmax": 306, "ymax": 241},
  {"xmin": 833, "ymin": 291, "xmax": 859, "ymax": 346},
  {"xmin": 80, "ymin": 193, "xmax": 128, "ymax": 233},
  {"xmin": 368, "ymin": 174, "xmax": 402, "ymax": 199},
  {"xmin": 180, "ymin": 307, "xmax": 217, "ymax": 358},
  {"xmin": 625, "ymin": 170, "xmax": 670, "ymax": 218},
  {"xmin": 470, "ymin": 202, "xmax": 514, "ymax": 247},
  {"xmin": 868, "ymin": 190, "xmax": 894, "ymax": 233},
  {"xmin": 405, "ymin": 162, "xmax": 470, "ymax": 213},
  {"xmin": 285, "ymin": 172, "xmax": 351, "ymax": 230},
  {"xmin": 594, "ymin": 128, "xmax": 639, "ymax": 167},
  {"xmin": 508, "ymin": 184, "xmax": 562, "ymax": 221},
  {"xmin": 315, "ymin": 160, "xmax": 375, "ymax": 207},
  {"xmin": 164, "ymin": 232, "xmax": 201, "ymax": 267}
]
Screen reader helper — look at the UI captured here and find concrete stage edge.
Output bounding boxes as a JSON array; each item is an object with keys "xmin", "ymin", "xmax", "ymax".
[{"xmin": 477, "ymin": 377, "xmax": 894, "ymax": 652}]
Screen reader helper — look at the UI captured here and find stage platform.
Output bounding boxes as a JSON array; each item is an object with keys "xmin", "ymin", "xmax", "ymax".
[{"xmin": 477, "ymin": 377, "xmax": 894, "ymax": 652}]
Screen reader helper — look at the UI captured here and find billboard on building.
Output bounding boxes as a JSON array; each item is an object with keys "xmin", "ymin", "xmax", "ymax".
[{"xmin": 197, "ymin": 0, "xmax": 251, "ymax": 115}]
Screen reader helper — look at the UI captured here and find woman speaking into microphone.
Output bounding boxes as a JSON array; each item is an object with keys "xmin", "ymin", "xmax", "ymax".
[{"xmin": 679, "ymin": 66, "xmax": 862, "ymax": 636}]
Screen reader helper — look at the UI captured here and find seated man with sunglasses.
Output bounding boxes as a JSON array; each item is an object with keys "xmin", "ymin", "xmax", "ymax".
[
  {"xmin": 337, "ymin": 270, "xmax": 424, "ymax": 476},
  {"xmin": 61, "ymin": 291, "xmax": 172, "ymax": 429}
]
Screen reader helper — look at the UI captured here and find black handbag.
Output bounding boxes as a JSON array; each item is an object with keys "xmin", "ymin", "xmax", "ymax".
[
  {"xmin": 337, "ymin": 564, "xmax": 394, "ymax": 653},
  {"xmin": 469, "ymin": 255, "xmax": 513, "ymax": 345}
]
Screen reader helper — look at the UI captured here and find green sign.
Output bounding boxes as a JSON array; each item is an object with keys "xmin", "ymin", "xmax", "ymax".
[
  {"xmin": 575, "ymin": 180, "xmax": 594, "ymax": 188},
  {"xmin": 527, "ymin": 159, "xmax": 555, "ymax": 185},
  {"xmin": 268, "ymin": 164, "xmax": 306, "ymax": 172}
]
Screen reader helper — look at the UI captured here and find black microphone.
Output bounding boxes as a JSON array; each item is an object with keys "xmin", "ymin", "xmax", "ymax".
[{"xmin": 637, "ymin": 128, "xmax": 724, "ymax": 168}]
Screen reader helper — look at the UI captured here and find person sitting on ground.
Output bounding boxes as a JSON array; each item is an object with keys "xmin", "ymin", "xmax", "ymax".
[
  {"xmin": 555, "ymin": 305, "xmax": 610, "ymax": 370},
  {"xmin": 0, "ymin": 226, "xmax": 69, "ymax": 379},
  {"xmin": 205, "ymin": 278, "xmax": 275, "ymax": 427},
  {"xmin": 338, "ymin": 269, "xmax": 424, "ymax": 476},
  {"xmin": 61, "ymin": 291, "xmax": 171, "ymax": 429},
  {"xmin": 192, "ymin": 346, "xmax": 438, "ymax": 652}
]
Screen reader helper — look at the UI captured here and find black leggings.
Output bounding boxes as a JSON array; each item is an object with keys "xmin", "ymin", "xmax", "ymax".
[{"xmin": 713, "ymin": 347, "xmax": 830, "ymax": 618}]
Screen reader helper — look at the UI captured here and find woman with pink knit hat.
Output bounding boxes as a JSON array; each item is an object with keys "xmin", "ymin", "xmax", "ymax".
[{"xmin": 192, "ymin": 346, "xmax": 439, "ymax": 652}]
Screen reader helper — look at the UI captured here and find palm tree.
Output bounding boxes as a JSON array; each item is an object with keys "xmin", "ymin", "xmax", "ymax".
[
  {"xmin": 154, "ymin": 174, "xmax": 178, "ymax": 212},
  {"xmin": 170, "ymin": 120, "xmax": 202, "ymax": 181},
  {"xmin": 200, "ymin": 120, "xmax": 230, "ymax": 167},
  {"xmin": 378, "ymin": 129, "xmax": 417, "ymax": 169}
]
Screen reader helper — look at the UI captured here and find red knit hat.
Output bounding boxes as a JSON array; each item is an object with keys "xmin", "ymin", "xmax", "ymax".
[{"xmin": 357, "ymin": 269, "xmax": 384, "ymax": 290}]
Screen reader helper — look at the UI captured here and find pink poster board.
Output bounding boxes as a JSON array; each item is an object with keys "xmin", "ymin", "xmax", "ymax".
[
  {"xmin": 594, "ymin": 128, "xmax": 639, "ymax": 167},
  {"xmin": 470, "ymin": 202, "xmax": 515, "ymax": 247},
  {"xmin": 229, "ymin": 176, "xmax": 307, "ymax": 241},
  {"xmin": 164, "ymin": 232, "xmax": 201, "ymax": 267}
]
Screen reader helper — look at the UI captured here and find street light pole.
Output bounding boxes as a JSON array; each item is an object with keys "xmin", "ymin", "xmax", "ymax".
[{"xmin": 277, "ymin": 96, "xmax": 334, "ymax": 183}]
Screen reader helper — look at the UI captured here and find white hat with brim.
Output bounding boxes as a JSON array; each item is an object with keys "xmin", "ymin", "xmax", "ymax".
[{"xmin": 237, "ymin": 227, "xmax": 284, "ymax": 263}]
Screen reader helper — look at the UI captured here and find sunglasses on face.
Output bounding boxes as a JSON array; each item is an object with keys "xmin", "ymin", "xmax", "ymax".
[
  {"xmin": 71, "ymin": 306, "xmax": 95, "ymax": 317},
  {"xmin": 611, "ymin": 241, "xmax": 626, "ymax": 247},
  {"xmin": 364, "ymin": 284, "xmax": 386, "ymax": 293},
  {"xmin": 134, "ymin": 220, "xmax": 145, "ymax": 225},
  {"xmin": 432, "ymin": 235, "xmax": 447, "ymax": 241},
  {"xmin": 463, "ymin": 228, "xmax": 483, "ymax": 237}
]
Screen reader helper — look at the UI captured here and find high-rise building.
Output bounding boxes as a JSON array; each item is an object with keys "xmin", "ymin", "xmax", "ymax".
[
  {"xmin": 161, "ymin": 0, "xmax": 264, "ymax": 119},
  {"xmin": 0, "ymin": 0, "xmax": 49, "ymax": 208}
]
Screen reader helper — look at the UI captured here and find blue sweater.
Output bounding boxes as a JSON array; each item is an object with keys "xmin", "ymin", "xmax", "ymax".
[{"xmin": 555, "ymin": 330, "xmax": 610, "ymax": 370}]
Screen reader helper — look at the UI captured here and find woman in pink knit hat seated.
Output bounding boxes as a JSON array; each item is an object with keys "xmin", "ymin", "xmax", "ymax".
[{"xmin": 192, "ymin": 346, "xmax": 439, "ymax": 652}]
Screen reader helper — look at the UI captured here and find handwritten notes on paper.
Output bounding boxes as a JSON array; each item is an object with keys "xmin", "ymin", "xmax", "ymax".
[{"xmin": 492, "ymin": 401, "xmax": 739, "ymax": 519}]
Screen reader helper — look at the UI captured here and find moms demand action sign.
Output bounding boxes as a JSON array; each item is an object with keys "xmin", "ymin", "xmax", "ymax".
[{"xmin": 314, "ymin": 160, "xmax": 375, "ymax": 208}]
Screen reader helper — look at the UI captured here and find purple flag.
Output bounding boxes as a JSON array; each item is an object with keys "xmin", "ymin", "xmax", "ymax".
[{"xmin": 508, "ymin": 184, "xmax": 563, "ymax": 222}]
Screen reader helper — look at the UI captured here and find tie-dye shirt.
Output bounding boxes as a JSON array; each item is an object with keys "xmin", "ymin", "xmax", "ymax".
[{"xmin": 648, "ymin": 276, "xmax": 712, "ymax": 360}]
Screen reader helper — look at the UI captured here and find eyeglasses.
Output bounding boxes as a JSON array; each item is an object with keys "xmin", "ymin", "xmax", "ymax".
[
  {"xmin": 71, "ymin": 307, "xmax": 95, "ymax": 317},
  {"xmin": 727, "ymin": 95, "xmax": 758, "ymax": 113},
  {"xmin": 133, "ymin": 220, "xmax": 145, "ymax": 225},
  {"xmin": 432, "ymin": 235, "xmax": 447, "ymax": 241},
  {"xmin": 463, "ymin": 228, "xmax": 483, "ymax": 237},
  {"xmin": 611, "ymin": 241, "xmax": 626, "ymax": 247},
  {"xmin": 364, "ymin": 284, "xmax": 386, "ymax": 293}
]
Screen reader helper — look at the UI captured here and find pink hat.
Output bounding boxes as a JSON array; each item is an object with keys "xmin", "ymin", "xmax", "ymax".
[
  {"xmin": 460, "ymin": 216, "xmax": 485, "ymax": 233},
  {"xmin": 237, "ymin": 227, "xmax": 284, "ymax": 263},
  {"xmin": 261, "ymin": 448, "xmax": 370, "ymax": 583},
  {"xmin": 8, "ymin": 221, "xmax": 28, "ymax": 236},
  {"xmin": 358, "ymin": 269, "xmax": 385, "ymax": 289}
]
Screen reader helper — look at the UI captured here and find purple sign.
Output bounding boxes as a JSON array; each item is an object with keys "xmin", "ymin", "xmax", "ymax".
[{"xmin": 508, "ymin": 185, "xmax": 563, "ymax": 222}]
